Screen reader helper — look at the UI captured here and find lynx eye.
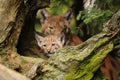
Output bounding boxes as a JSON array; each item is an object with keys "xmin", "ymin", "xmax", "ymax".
[
  {"xmin": 52, "ymin": 43, "xmax": 55, "ymax": 46},
  {"xmin": 49, "ymin": 26, "xmax": 53, "ymax": 29},
  {"xmin": 43, "ymin": 44, "xmax": 46, "ymax": 47}
]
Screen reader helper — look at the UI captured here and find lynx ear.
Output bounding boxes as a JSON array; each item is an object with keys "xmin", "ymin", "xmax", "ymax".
[
  {"xmin": 40, "ymin": 9, "xmax": 50, "ymax": 23},
  {"xmin": 64, "ymin": 8, "xmax": 72, "ymax": 21},
  {"xmin": 35, "ymin": 32, "xmax": 44, "ymax": 47},
  {"xmin": 57, "ymin": 33, "xmax": 65, "ymax": 45}
]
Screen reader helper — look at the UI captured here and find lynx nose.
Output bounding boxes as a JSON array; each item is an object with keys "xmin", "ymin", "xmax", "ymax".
[
  {"xmin": 47, "ymin": 50, "xmax": 51, "ymax": 54},
  {"xmin": 47, "ymin": 50, "xmax": 54, "ymax": 54},
  {"xmin": 46, "ymin": 46, "xmax": 52, "ymax": 54}
]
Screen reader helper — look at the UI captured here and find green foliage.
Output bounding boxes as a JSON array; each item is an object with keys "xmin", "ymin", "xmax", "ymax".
[
  {"xmin": 76, "ymin": 0, "xmax": 120, "ymax": 39},
  {"xmin": 76, "ymin": 9, "xmax": 114, "ymax": 39},
  {"xmin": 98, "ymin": 0, "xmax": 120, "ymax": 11},
  {"xmin": 77, "ymin": 9, "xmax": 113, "ymax": 24},
  {"xmin": 48, "ymin": 0, "xmax": 73, "ymax": 15}
]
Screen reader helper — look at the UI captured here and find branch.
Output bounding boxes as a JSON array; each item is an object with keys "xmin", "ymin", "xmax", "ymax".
[{"xmin": 0, "ymin": 64, "xmax": 30, "ymax": 80}]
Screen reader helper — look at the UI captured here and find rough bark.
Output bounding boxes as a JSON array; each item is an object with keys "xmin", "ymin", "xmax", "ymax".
[
  {"xmin": 0, "ymin": 0, "xmax": 50, "ymax": 51},
  {"xmin": 0, "ymin": 64, "xmax": 30, "ymax": 80},
  {"xmin": 0, "ymin": 0, "xmax": 22, "ymax": 47},
  {"xmin": 0, "ymin": 0, "xmax": 49, "ymax": 79}
]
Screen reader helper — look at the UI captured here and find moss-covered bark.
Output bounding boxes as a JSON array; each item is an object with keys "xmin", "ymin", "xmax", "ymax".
[{"xmin": 65, "ymin": 42, "xmax": 113, "ymax": 80}]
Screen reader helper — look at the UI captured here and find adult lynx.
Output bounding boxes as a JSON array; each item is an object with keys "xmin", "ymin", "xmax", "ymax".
[{"xmin": 40, "ymin": 9, "xmax": 72, "ymax": 36}]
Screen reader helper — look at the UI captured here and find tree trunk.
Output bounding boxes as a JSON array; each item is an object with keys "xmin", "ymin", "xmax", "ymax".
[
  {"xmin": 0, "ymin": 0, "xmax": 50, "ymax": 79},
  {"xmin": 0, "ymin": 0, "xmax": 120, "ymax": 80}
]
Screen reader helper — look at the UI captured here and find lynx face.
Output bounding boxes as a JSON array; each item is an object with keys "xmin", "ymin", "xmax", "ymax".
[
  {"xmin": 35, "ymin": 32, "xmax": 65, "ymax": 54},
  {"xmin": 40, "ymin": 9, "xmax": 72, "ymax": 35}
]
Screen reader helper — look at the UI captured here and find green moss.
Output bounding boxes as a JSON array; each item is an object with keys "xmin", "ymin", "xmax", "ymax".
[{"xmin": 64, "ymin": 42, "xmax": 113, "ymax": 80}]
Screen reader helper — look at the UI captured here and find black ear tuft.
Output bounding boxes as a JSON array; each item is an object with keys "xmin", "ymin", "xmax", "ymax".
[
  {"xmin": 40, "ymin": 9, "xmax": 50, "ymax": 23},
  {"xmin": 64, "ymin": 8, "xmax": 73, "ymax": 21}
]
